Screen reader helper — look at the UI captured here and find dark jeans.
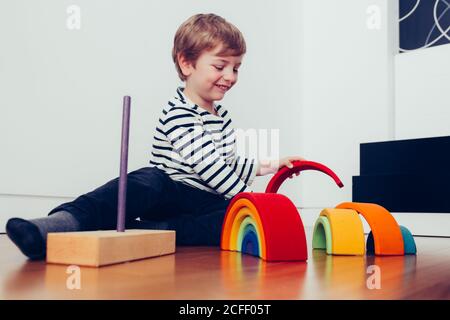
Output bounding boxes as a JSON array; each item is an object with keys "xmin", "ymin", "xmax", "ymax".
[{"xmin": 48, "ymin": 167, "xmax": 231, "ymax": 246}]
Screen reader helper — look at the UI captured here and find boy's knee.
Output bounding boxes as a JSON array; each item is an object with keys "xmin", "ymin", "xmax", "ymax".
[{"xmin": 128, "ymin": 167, "xmax": 168, "ymax": 187}]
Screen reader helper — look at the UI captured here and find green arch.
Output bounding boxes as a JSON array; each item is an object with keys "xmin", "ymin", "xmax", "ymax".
[{"xmin": 312, "ymin": 216, "xmax": 332, "ymax": 255}]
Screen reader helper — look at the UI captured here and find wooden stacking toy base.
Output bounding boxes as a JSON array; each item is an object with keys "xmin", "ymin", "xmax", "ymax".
[{"xmin": 47, "ymin": 229, "xmax": 175, "ymax": 267}]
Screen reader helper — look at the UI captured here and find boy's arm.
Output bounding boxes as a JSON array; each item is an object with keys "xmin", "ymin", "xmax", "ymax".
[
  {"xmin": 225, "ymin": 155, "xmax": 258, "ymax": 187},
  {"xmin": 164, "ymin": 108, "xmax": 254, "ymax": 199}
]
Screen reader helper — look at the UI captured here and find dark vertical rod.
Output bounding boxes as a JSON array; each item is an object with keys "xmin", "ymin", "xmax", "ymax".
[{"xmin": 117, "ymin": 96, "xmax": 131, "ymax": 232}]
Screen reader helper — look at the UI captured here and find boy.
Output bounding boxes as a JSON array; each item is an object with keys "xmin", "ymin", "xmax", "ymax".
[{"xmin": 6, "ymin": 13, "xmax": 304, "ymax": 260}]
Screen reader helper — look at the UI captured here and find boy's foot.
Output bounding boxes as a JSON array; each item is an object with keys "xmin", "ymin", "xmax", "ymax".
[{"xmin": 6, "ymin": 218, "xmax": 46, "ymax": 260}]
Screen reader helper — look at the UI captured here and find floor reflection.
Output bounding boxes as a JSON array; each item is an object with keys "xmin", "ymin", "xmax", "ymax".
[
  {"xmin": 220, "ymin": 250, "xmax": 307, "ymax": 299},
  {"xmin": 0, "ymin": 244, "xmax": 423, "ymax": 299},
  {"xmin": 311, "ymin": 249, "xmax": 366, "ymax": 298},
  {"xmin": 43, "ymin": 253, "xmax": 178, "ymax": 299},
  {"xmin": 311, "ymin": 249, "xmax": 418, "ymax": 299},
  {"xmin": 1, "ymin": 260, "xmax": 47, "ymax": 299},
  {"xmin": 364, "ymin": 254, "xmax": 417, "ymax": 298}
]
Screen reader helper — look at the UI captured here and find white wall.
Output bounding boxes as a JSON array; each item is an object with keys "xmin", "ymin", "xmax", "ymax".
[
  {"xmin": 293, "ymin": 0, "xmax": 396, "ymax": 209},
  {"xmin": 395, "ymin": 44, "xmax": 450, "ymax": 139},
  {"xmin": 391, "ymin": 33, "xmax": 450, "ymax": 237},
  {"xmin": 0, "ymin": 0, "xmax": 304, "ymax": 231},
  {"xmin": 1, "ymin": 0, "xmax": 449, "ymax": 236},
  {"xmin": 294, "ymin": 0, "xmax": 450, "ymax": 237}
]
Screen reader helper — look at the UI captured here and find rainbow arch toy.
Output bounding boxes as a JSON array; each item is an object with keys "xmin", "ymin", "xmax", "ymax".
[
  {"xmin": 312, "ymin": 208, "xmax": 365, "ymax": 255},
  {"xmin": 220, "ymin": 160, "xmax": 344, "ymax": 261},
  {"xmin": 312, "ymin": 202, "xmax": 417, "ymax": 256}
]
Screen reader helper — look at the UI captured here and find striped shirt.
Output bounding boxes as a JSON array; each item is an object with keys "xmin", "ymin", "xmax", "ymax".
[{"xmin": 149, "ymin": 87, "xmax": 257, "ymax": 199}]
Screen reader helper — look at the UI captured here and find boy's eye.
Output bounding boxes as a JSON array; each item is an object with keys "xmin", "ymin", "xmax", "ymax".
[{"xmin": 213, "ymin": 65, "xmax": 240, "ymax": 73}]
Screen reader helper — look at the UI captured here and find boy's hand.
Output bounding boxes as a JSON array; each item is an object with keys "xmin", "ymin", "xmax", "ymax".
[
  {"xmin": 279, "ymin": 156, "xmax": 306, "ymax": 179},
  {"xmin": 257, "ymin": 156, "xmax": 306, "ymax": 177}
]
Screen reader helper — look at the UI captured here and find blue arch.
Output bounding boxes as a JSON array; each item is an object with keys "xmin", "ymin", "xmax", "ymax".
[
  {"xmin": 367, "ymin": 225, "xmax": 416, "ymax": 255},
  {"xmin": 241, "ymin": 224, "xmax": 259, "ymax": 257}
]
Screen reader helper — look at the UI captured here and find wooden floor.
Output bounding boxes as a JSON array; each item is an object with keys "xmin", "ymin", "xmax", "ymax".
[{"xmin": 1, "ymin": 230, "xmax": 449, "ymax": 300}]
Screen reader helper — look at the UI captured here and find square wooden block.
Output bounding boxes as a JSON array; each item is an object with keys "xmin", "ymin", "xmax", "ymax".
[{"xmin": 47, "ymin": 229, "xmax": 175, "ymax": 267}]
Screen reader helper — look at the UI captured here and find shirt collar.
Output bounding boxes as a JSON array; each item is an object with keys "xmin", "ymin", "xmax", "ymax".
[{"xmin": 175, "ymin": 87, "xmax": 222, "ymax": 117}]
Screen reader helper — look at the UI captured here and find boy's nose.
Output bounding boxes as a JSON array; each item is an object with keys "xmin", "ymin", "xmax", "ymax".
[{"xmin": 222, "ymin": 70, "xmax": 236, "ymax": 83}]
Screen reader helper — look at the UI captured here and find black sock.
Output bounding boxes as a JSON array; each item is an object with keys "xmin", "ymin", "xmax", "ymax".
[{"xmin": 6, "ymin": 211, "xmax": 81, "ymax": 260}]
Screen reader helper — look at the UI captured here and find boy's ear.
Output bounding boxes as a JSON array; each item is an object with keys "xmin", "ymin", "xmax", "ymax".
[{"xmin": 178, "ymin": 53, "xmax": 194, "ymax": 78}]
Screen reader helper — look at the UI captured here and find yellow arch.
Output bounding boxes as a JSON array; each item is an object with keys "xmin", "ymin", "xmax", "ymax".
[
  {"xmin": 319, "ymin": 208, "xmax": 365, "ymax": 255},
  {"xmin": 229, "ymin": 208, "xmax": 262, "ymax": 252}
]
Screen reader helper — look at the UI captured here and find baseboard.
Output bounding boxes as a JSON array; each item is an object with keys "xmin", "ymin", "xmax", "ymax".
[
  {"xmin": 1, "ymin": 195, "xmax": 449, "ymax": 237},
  {"xmin": 0, "ymin": 194, "xmax": 73, "ymax": 233},
  {"xmin": 299, "ymin": 208, "xmax": 450, "ymax": 237}
]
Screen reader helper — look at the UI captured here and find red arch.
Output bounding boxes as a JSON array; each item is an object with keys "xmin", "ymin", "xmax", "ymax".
[
  {"xmin": 221, "ymin": 192, "xmax": 308, "ymax": 261},
  {"xmin": 265, "ymin": 160, "xmax": 344, "ymax": 193}
]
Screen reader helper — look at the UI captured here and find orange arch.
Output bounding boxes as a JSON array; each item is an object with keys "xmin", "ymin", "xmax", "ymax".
[
  {"xmin": 223, "ymin": 198, "xmax": 267, "ymax": 259},
  {"xmin": 335, "ymin": 202, "xmax": 404, "ymax": 255}
]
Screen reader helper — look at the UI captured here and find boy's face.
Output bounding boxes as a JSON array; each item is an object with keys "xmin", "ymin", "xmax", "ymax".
[{"xmin": 180, "ymin": 44, "xmax": 243, "ymax": 108}]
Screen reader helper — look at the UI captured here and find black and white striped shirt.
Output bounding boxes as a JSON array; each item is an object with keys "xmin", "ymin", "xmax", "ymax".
[{"xmin": 150, "ymin": 87, "xmax": 257, "ymax": 200}]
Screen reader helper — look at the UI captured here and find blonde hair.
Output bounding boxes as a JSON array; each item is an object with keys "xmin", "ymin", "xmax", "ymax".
[{"xmin": 172, "ymin": 13, "xmax": 246, "ymax": 81}]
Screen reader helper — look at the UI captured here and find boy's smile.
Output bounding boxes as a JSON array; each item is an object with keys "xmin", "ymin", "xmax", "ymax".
[{"xmin": 179, "ymin": 45, "xmax": 243, "ymax": 114}]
